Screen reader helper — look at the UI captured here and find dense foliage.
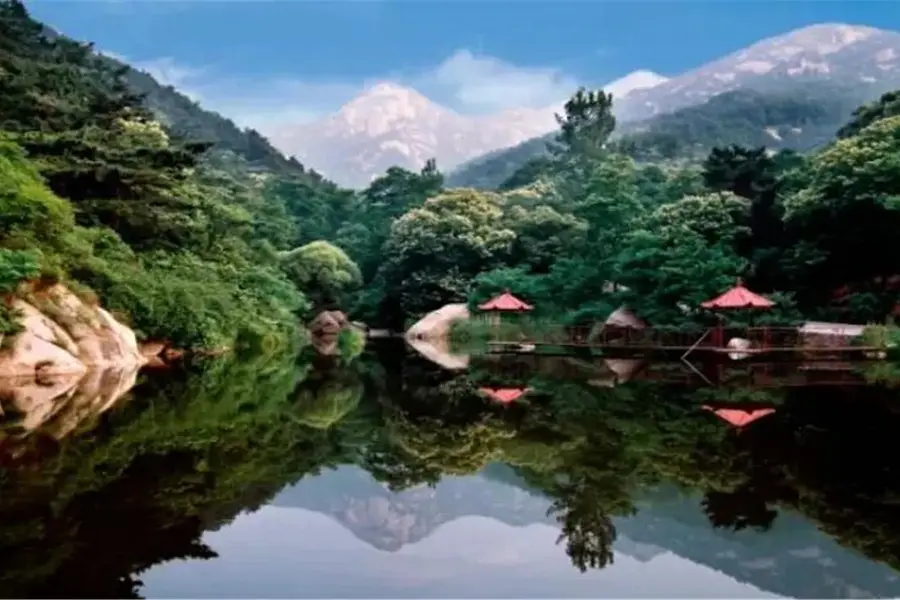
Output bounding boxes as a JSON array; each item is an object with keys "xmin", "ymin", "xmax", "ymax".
[
  {"xmin": 354, "ymin": 85, "xmax": 900, "ymax": 329},
  {"xmin": 446, "ymin": 84, "xmax": 879, "ymax": 191},
  {"xmin": 0, "ymin": 1, "xmax": 360, "ymax": 348}
]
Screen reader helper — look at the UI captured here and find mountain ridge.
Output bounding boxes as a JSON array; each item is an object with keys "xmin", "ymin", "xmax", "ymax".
[
  {"xmin": 266, "ymin": 22, "xmax": 900, "ymax": 188},
  {"xmin": 616, "ymin": 22, "xmax": 900, "ymax": 121}
]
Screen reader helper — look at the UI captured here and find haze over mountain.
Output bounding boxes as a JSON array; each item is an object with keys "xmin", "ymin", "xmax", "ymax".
[
  {"xmin": 264, "ymin": 69, "xmax": 670, "ymax": 188},
  {"xmin": 265, "ymin": 22, "xmax": 900, "ymax": 188}
]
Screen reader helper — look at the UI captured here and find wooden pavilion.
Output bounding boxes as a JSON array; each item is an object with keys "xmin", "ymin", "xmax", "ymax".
[
  {"xmin": 701, "ymin": 278, "xmax": 775, "ymax": 348},
  {"xmin": 478, "ymin": 289, "xmax": 533, "ymax": 326}
]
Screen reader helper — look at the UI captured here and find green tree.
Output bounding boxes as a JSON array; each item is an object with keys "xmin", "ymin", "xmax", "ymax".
[
  {"xmin": 280, "ymin": 241, "xmax": 362, "ymax": 310},
  {"xmin": 837, "ymin": 90, "xmax": 900, "ymax": 139},
  {"xmin": 343, "ymin": 161, "xmax": 444, "ymax": 282},
  {"xmin": 782, "ymin": 115, "xmax": 900, "ymax": 320},
  {"xmin": 613, "ymin": 229, "xmax": 746, "ymax": 325},
  {"xmin": 551, "ymin": 87, "xmax": 616, "ymax": 159},
  {"xmin": 507, "ymin": 205, "xmax": 588, "ymax": 273},
  {"xmin": 378, "ymin": 189, "xmax": 515, "ymax": 319}
]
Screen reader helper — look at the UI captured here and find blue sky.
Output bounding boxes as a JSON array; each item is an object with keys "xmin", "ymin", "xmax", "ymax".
[{"xmin": 24, "ymin": 1, "xmax": 900, "ymax": 130}]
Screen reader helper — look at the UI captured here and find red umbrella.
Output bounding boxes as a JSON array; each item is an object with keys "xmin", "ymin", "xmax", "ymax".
[
  {"xmin": 702, "ymin": 279, "xmax": 775, "ymax": 310},
  {"xmin": 701, "ymin": 278, "xmax": 775, "ymax": 349},
  {"xmin": 478, "ymin": 290, "xmax": 534, "ymax": 312}
]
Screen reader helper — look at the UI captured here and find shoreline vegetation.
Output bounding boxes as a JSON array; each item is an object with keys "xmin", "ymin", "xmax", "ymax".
[{"xmin": 4, "ymin": 0, "xmax": 900, "ymax": 374}]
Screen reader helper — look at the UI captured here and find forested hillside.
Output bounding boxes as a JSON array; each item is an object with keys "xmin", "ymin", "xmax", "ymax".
[
  {"xmin": 0, "ymin": 0, "xmax": 355, "ymax": 351},
  {"xmin": 447, "ymin": 84, "xmax": 879, "ymax": 190}
]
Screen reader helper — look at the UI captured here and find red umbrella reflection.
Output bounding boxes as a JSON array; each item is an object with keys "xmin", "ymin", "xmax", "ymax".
[
  {"xmin": 703, "ymin": 406, "xmax": 776, "ymax": 428},
  {"xmin": 479, "ymin": 387, "xmax": 529, "ymax": 404}
]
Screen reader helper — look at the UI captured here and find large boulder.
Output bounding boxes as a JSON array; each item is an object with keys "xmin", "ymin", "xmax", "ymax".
[
  {"xmin": 0, "ymin": 284, "xmax": 145, "ymax": 377},
  {"xmin": 406, "ymin": 303, "xmax": 470, "ymax": 341}
]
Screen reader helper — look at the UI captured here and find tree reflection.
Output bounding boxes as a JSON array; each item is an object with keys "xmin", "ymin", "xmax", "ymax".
[
  {"xmin": 702, "ymin": 488, "xmax": 778, "ymax": 532},
  {"xmin": 1, "ymin": 348, "xmax": 900, "ymax": 597},
  {"xmin": 550, "ymin": 483, "xmax": 617, "ymax": 572}
]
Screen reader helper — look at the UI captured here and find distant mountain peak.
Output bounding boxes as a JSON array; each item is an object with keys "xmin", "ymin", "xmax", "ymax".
[
  {"xmin": 367, "ymin": 81, "xmax": 413, "ymax": 94},
  {"xmin": 338, "ymin": 82, "xmax": 444, "ymax": 116},
  {"xmin": 604, "ymin": 70, "xmax": 670, "ymax": 98},
  {"xmin": 269, "ymin": 80, "xmax": 559, "ymax": 187}
]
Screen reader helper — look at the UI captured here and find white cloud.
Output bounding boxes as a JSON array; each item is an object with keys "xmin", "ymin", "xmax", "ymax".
[
  {"xmin": 116, "ymin": 48, "xmax": 582, "ymax": 134},
  {"xmin": 418, "ymin": 49, "xmax": 579, "ymax": 113}
]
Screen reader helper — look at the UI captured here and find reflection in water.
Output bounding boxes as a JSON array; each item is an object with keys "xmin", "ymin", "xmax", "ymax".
[
  {"xmin": 0, "ymin": 365, "xmax": 141, "ymax": 468},
  {"xmin": 0, "ymin": 344, "xmax": 899, "ymax": 598}
]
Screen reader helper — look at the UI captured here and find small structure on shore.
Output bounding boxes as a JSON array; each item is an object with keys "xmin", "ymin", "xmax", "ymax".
[
  {"xmin": 478, "ymin": 290, "xmax": 533, "ymax": 326},
  {"xmin": 701, "ymin": 279, "xmax": 776, "ymax": 312},
  {"xmin": 701, "ymin": 278, "xmax": 775, "ymax": 352},
  {"xmin": 799, "ymin": 321, "xmax": 866, "ymax": 348}
]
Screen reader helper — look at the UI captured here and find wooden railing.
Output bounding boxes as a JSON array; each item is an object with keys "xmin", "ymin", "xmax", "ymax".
[{"xmin": 485, "ymin": 326, "xmax": 815, "ymax": 350}]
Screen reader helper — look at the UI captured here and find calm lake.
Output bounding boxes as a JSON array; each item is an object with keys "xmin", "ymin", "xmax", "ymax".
[{"xmin": 1, "ymin": 340, "xmax": 899, "ymax": 598}]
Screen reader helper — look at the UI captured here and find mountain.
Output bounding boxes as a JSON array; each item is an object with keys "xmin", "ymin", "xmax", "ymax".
[
  {"xmin": 446, "ymin": 83, "xmax": 865, "ymax": 189},
  {"xmin": 447, "ymin": 23, "xmax": 900, "ymax": 190},
  {"xmin": 265, "ymin": 82, "xmax": 560, "ymax": 188},
  {"xmin": 604, "ymin": 70, "xmax": 670, "ymax": 98},
  {"xmin": 273, "ymin": 466, "xmax": 900, "ymax": 598},
  {"xmin": 40, "ymin": 27, "xmax": 319, "ymax": 180},
  {"xmin": 262, "ymin": 69, "xmax": 672, "ymax": 188},
  {"xmin": 616, "ymin": 23, "xmax": 900, "ymax": 122}
]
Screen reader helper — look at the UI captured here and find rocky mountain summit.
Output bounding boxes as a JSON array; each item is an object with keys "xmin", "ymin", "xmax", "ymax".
[
  {"xmin": 265, "ymin": 82, "xmax": 559, "ymax": 188},
  {"xmin": 616, "ymin": 23, "xmax": 900, "ymax": 121}
]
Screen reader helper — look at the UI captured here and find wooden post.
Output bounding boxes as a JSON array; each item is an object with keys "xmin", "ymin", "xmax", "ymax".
[{"xmin": 717, "ymin": 318, "xmax": 725, "ymax": 348}]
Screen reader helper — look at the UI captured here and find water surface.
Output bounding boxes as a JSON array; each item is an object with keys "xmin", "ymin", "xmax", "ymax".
[{"xmin": 1, "ymin": 344, "xmax": 899, "ymax": 598}]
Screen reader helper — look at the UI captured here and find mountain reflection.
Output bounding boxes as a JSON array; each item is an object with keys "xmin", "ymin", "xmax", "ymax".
[{"xmin": 0, "ymin": 344, "xmax": 899, "ymax": 598}]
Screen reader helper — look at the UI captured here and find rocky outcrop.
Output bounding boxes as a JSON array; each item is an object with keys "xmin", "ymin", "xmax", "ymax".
[
  {"xmin": 308, "ymin": 310, "xmax": 367, "ymax": 356},
  {"xmin": 406, "ymin": 303, "xmax": 470, "ymax": 340},
  {"xmin": 0, "ymin": 284, "xmax": 145, "ymax": 377}
]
